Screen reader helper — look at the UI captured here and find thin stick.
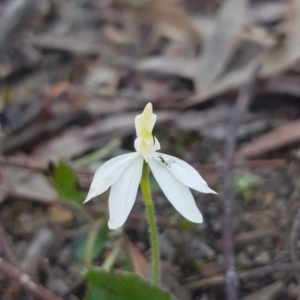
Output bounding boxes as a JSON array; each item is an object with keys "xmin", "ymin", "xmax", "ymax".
[
  {"xmin": 185, "ymin": 262, "xmax": 300, "ymax": 290},
  {"xmin": 291, "ymin": 207, "xmax": 300, "ymax": 300},
  {"xmin": 0, "ymin": 156, "xmax": 92, "ymax": 175},
  {"xmin": 0, "ymin": 222, "xmax": 35, "ymax": 300},
  {"xmin": 0, "ymin": 224, "xmax": 18, "ymax": 266},
  {"xmin": 222, "ymin": 63, "xmax": 261, "ymax": 300},
  {"xmin": 0, "ymin": 257, "xmax": 63, "ymax": 300}
]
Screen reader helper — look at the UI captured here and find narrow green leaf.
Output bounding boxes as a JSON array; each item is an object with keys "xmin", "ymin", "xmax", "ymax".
[
  {"xmin": 75, "ymin": 225, "xmax": 109, "ymax": 262},
  {"xmin": 84, "ymin": 269, "xmax": 175, "ymax": 300}
]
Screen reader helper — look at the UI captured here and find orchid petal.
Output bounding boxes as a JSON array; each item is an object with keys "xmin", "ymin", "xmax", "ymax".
[
  {"xmin": 108, "ymin": 155, "xmax": 144, "ymax": 229},
  {"xmin": 149, "ymin": 159, "xmax": 203, "ymax": 223},
  {"xmin": 84, "ymin": 152, "xmax": 140, "ymax": 203},
  {"xmin": 135, "ymin": 103, "xmax": 157, "ymax": 137},
  {"xmin": 155, "ymin": 153, "xmax": 217, "ymax": 194}
]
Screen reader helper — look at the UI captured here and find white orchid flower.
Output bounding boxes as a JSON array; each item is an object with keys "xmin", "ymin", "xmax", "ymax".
[{"xmin": 84, "ymin": 103, "xmax": 216, "ymax": 229}]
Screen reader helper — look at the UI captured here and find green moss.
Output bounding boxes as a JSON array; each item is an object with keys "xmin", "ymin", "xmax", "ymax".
[{"xmin": 234, "ymin": 174, "xmax": 260, "ymax": 201}]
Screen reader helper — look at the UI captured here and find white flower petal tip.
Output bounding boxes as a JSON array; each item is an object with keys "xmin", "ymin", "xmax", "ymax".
[
  {"xmin": 83, "ymin": 198, "xmax": 91, "ymax": 204},
  {"xmin": 144, "ymin": 102, "xmax": 153, "ymax": 113},
  {"xmin": 154, "ymin": 153, "xmax": 217, "ymax": 195},
  {"xmin": 192, "ymin": 213, "xmax": 203, "ymax": 223},
  {"xmin": 184, "ymin": 209, "xmax": 203, "ymax": 223},
  {"xmin": 108, "ymin": 220, "xmax": 120, "ymax": 230},
  {"xmin": 207, "ymin": 188, "xmax": 218, "ymax": 195},
  {"xmin": 135, "ymin": 102, "xmax": 157, "ymax": 137}
]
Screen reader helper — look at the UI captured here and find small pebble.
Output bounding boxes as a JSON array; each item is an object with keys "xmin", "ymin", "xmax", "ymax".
[{"xmin": 254, "ymin": 251, "xmax": 270, "ymax": 266}]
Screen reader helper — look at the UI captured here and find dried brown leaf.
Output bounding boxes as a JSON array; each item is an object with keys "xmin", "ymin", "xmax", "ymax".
[
  {"xmin": 49, "ymin": 204, "xmax": 73, "ymax": 223},
  {"xmin": 123, "ymin": 234, "xmax": 148, "ymax": 278},
  {"xmin": 103, "ymin": 25, "xmax": 133, "ymax": 45},
  {"xmin": 125, "ymin": 0, "xmax": 202, "ymax": 44},
  {"xmin": 0, "ymin": 165, "xmax": 58, "ymax": 202},
  {"xmin": 237, "ymin": 120, "xmax": 300, "ymax": 158},
  {"xmin": 31, "ymin": 129, "xmax": 95, "ymax": 162}
]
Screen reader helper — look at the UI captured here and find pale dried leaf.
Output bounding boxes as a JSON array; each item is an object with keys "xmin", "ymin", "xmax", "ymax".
[
  {"xmin": 85, "ymin": 98, "xmax": 141, "ymax": 116},
  {"xmin": 192, "ymin": 17, "xmax": 214, "ymax": 40},
  {"xmin": 126, "ymin": 0, "xmax": 202, "ymax": 44},
  {"xmin": 31, "ymin": 129, "xmax": 93, "ymax": 162},
  {"xmin": 136, "ymin": 56, "xmax": 196, "ymax": 78},
  {"xmin": 30, "ymin": 34, "xmax": 105, "ymax": 56},
  {"xmin": 237, "ymin": 120, "xmax": 300, "ymax": 158},
  {"xmin": 260, "ymin": 0, "xmax": 300, "ymax": 75},
  {"xmin": 242, "ymin": 281, "xmax": 283, "ymax": 300},
  {"xmin": 1, "ymin": 165, "xmax": 58, "ymax": 202},
  {"xmin": 248, "ymin": 2, "xmax": 291, "ymax": 25},
  {"xmin": 85, "ymin": 67, "xmax": 119, "ymax": 97},
  {"xmin": 186, "ymin": 0, "xmax": 300, "ymax": 106},
  {"xmin": 195, "ymin": 0, "xmax": 249, "ymax": 92},
  {"xmin": 103, "ymin": 25, "xmax": 133, "ymax": 45}
]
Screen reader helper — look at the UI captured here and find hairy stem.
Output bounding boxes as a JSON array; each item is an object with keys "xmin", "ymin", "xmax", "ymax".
[{"xmin": 140, "ymin": 162, "xmax": 160, "ymax": 285}]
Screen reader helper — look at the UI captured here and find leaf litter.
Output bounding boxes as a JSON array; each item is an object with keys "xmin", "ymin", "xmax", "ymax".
[{"xmin": 1, "ymin": 0, "xmax": 300, "ymax": 299}]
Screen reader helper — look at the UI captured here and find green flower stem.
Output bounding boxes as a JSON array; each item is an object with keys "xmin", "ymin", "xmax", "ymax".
[{"xmin": 140, "ymin": 162, "xmax": 160, "ymax": 286}]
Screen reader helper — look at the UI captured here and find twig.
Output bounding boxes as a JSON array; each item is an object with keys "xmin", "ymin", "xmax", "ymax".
[
  {"xmin": 0, "ymin": 156, "xmax": 93, "ymax": 175},
  {"xmin": 222, "ymin": 63, "xmax": 261, "ymax": 300},
  {"xmin": 194, "ymin": 159, "xmax": 286, "ymax": 174},
  {"xmin": 291, "ymin": 207, "xmax": 300, "ymax": 300},
  {"xmin": 185, "ymin": 262, "xmax": 300, "ymax": 290},
  {"xmin": 0, "ymin": 156, "xmax": 47, "ymax": 172},
  {"xmin": 0, "ymin": 257, "xmax": 63, "ymax": 300},
  {"xmin": 0, "ymin": 188, "xmax": 64, "ymax": 205},
  {"xmin": 0, "ymin": 0, "xmax": 33, "ymax": 51},
  {"xmin": 0, "ymin": 221, "xmax": 34, "ymax": 300},
  {"xmin": 0, "ymin": 224, "xmax": 18, "ymax": 266}
]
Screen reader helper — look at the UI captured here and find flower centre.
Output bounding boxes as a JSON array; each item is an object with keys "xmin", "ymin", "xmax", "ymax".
[{"xmin": 140, "ymin": 130, "xmax": 154, "ymax": 150}]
